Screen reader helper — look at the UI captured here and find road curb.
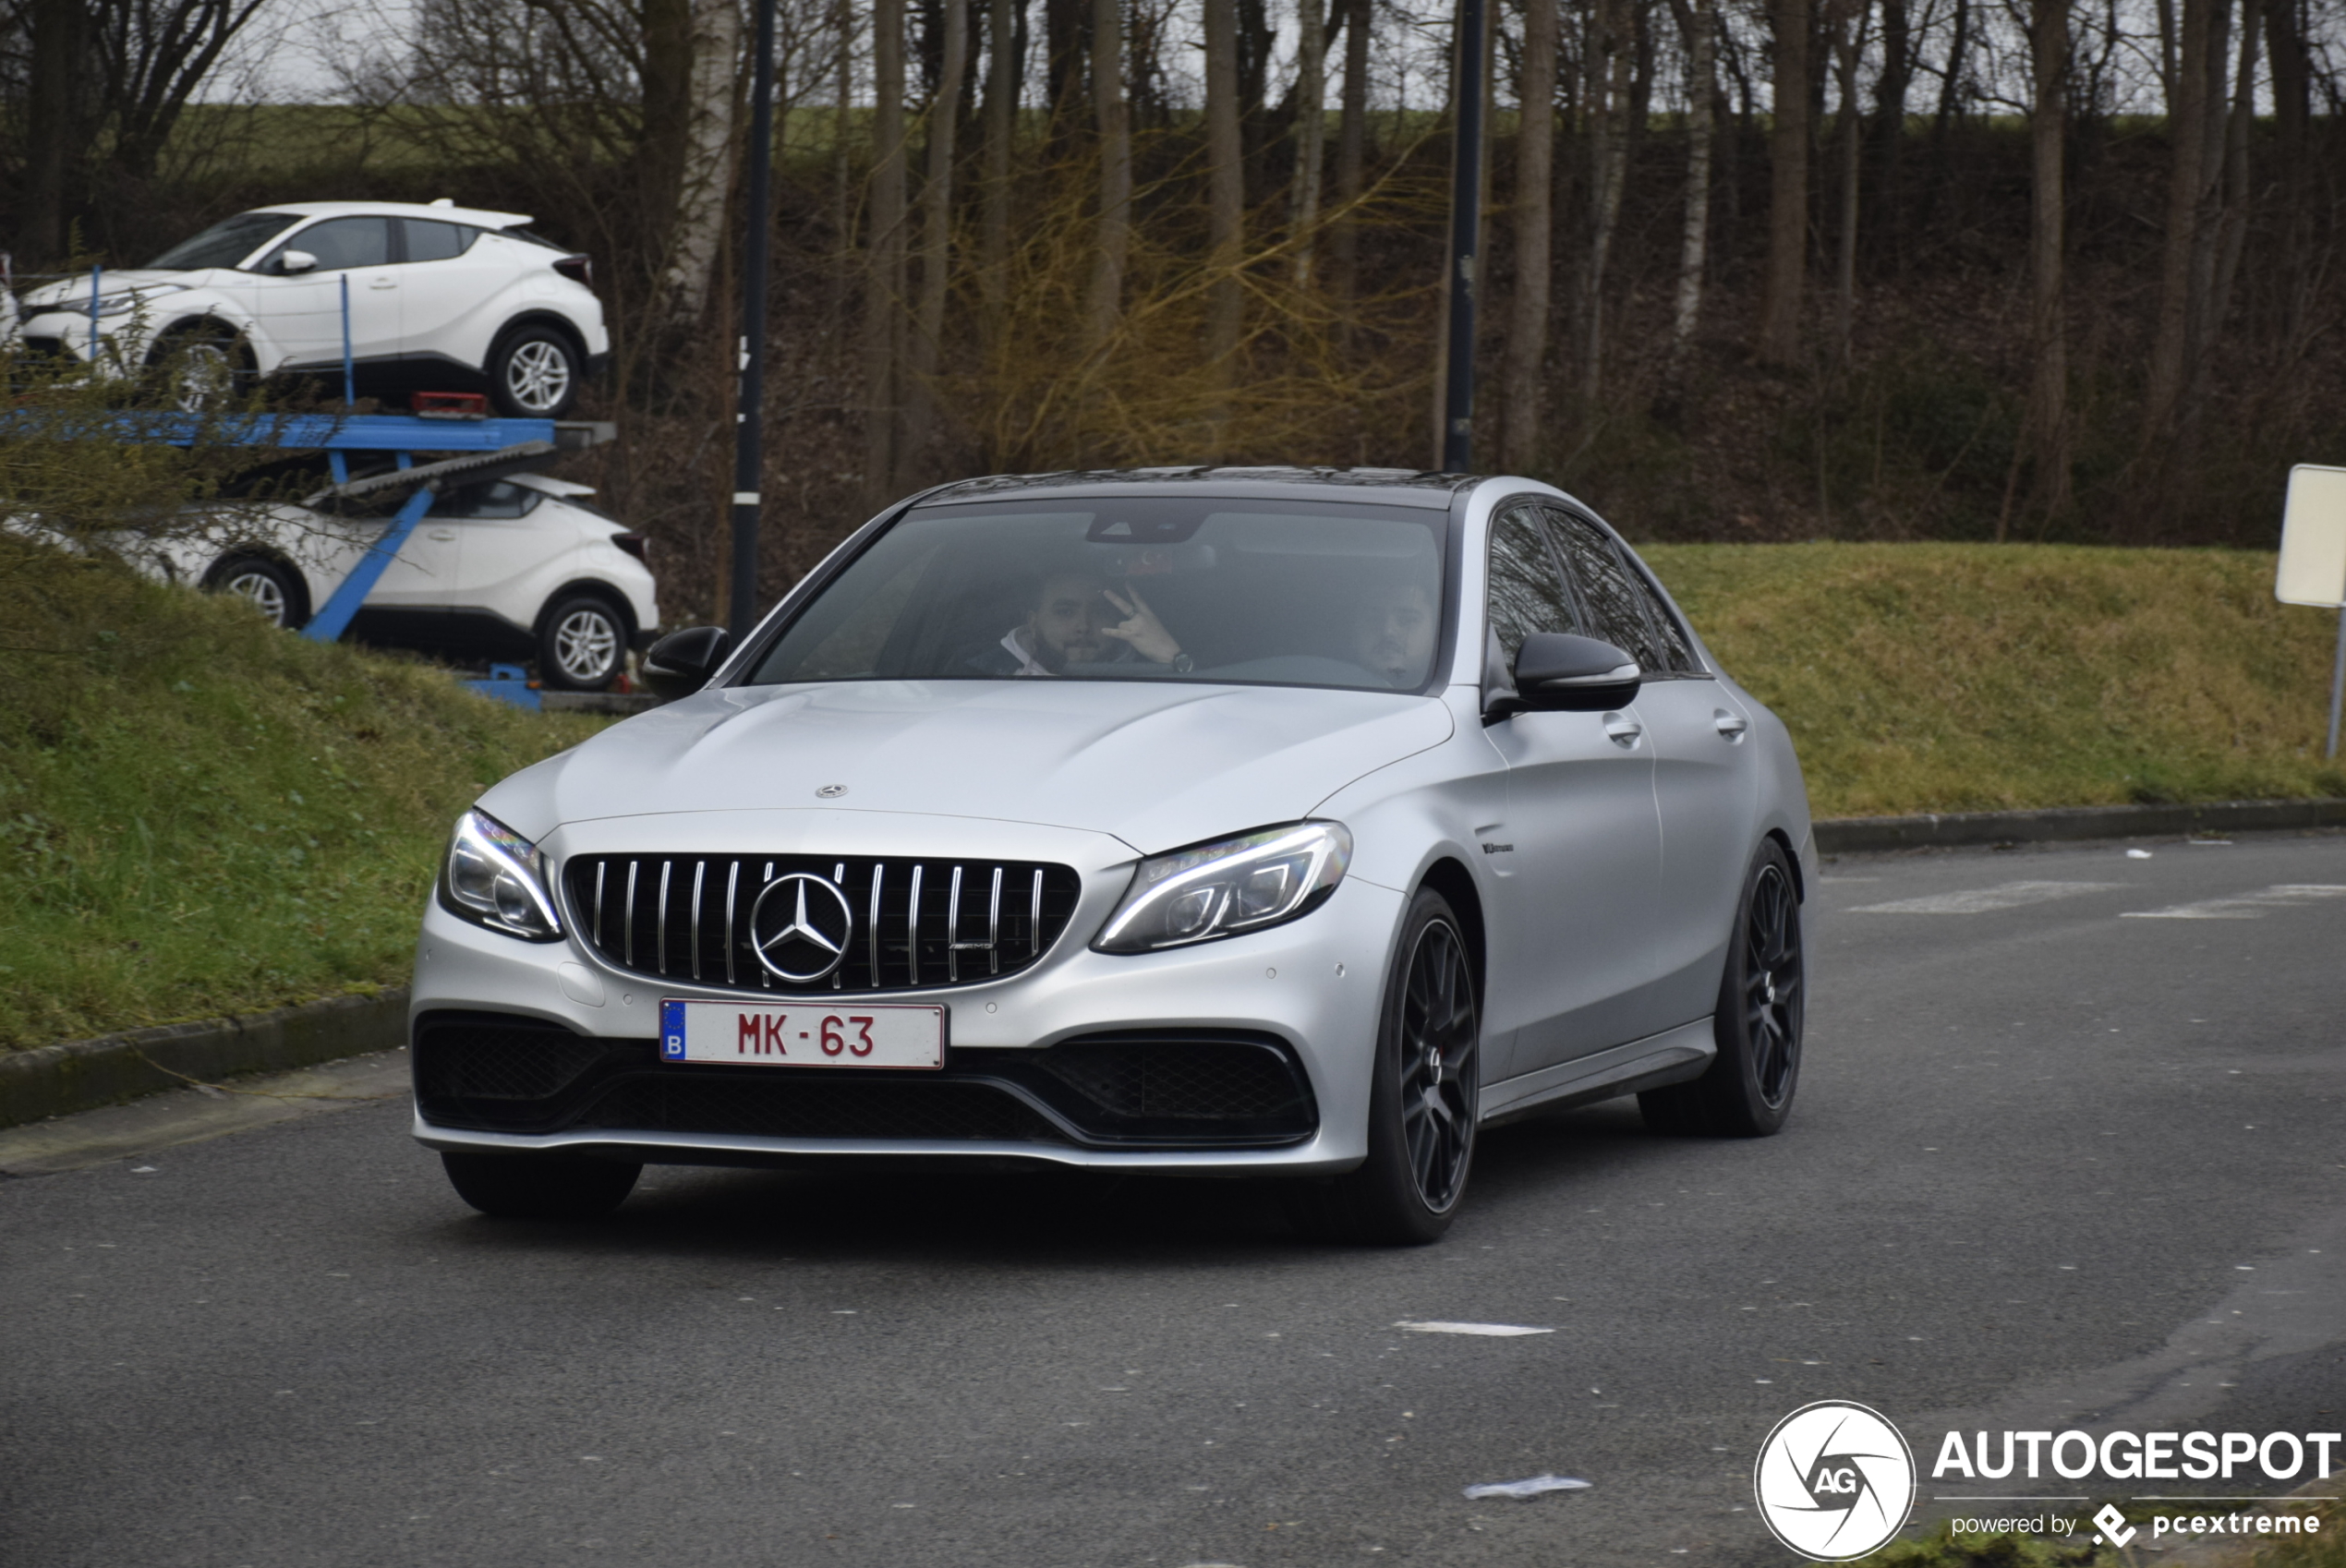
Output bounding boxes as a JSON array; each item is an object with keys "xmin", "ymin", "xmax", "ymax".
[
  {"xmin": 0, "ymin": 990, "xmax": 409, "ymax": 1133},
  {"xmin": 1812, "ymin": 797, "xmax": 2346, "ymax": 855}
]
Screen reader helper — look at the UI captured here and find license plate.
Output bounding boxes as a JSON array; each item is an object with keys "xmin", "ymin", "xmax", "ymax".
[{"xmin": 659, "ymin": 1000, "xmax": 946, "ymax": 1069}]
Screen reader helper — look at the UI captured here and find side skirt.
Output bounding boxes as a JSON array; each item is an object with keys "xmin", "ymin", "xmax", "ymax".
[{"xmin": 1476, "ymin": 1017, "xmax": 1714, "ymax": 1128}]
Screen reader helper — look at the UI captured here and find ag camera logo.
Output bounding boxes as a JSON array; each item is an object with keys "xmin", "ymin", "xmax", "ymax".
[{"xmin": 1755, "ymin": 1401, "xmax": 1917, "ymax": 1561}]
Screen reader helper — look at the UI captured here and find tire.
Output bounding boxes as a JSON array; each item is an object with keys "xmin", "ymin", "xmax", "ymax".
[
  {"xmin": 148, "ymin": 323, "xmax": 251, "ymax": 412},
  {"xmin": 538, "ymin": 593, "xmax": 627, "ymax": 690},
  {"xmin": 207, "ymin": 554, "xmax": 303, "ymax": 629},
  {"xmin": 441, "ymin": 1152, "xmax": 641, "ymax": 1220},
  {"xmin": 1291, "ymin": 888, "xmax": 1481, "ymax": 1245},
  {"xmin": 1639, "ymin": 838, "xmax": 1805, "ymax": 1137},
  {"xmin": 487, "ymin": 324, "xmax": 582, "ymax": 417}
]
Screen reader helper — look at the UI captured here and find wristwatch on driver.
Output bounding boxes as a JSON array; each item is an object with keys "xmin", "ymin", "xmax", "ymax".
[{"xmin": 1169, "ymin": 652, "xmax": 1194, "ymax": 673}]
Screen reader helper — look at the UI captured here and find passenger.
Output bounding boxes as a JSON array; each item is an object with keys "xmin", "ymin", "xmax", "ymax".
[
  {"xmin": 1352, "ymin": 579, "xmax": 1438, "ymax": 685},
  {"xmin": 965, "ymin": 569, "xmax": 1191, "ymax": 677}
]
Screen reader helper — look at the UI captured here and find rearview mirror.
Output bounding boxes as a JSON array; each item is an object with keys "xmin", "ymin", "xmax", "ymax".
[
  {"xmin": 642, "ymin": 625, "xmax": 732, "ymax": 697},
  {"xmin": 1509, "ymin": 633, "xmax": 1641, "ymax": 712},
  {"xmin": 278, "ymin": 249, "xmax": 318, "ymax": 274}
]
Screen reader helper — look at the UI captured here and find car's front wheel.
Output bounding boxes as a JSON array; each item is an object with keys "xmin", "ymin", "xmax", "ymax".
[
  {"xmin": 488, "ymin": 324, "xmax": 581, "ymax": 417},
  {"xmin": 208, "ymin": 554, "xmax": 303, "ymax": 629},
  {"xmin": 538, "ymin": 593, "xmax": 627, "ymax": 690},
  {"xmin": 148, "ymin": 323, "xmax": 252, "ymax": 412},
  {"xmin": 1639, "ymin": 838, "xmax": 1804, "ymax": 1136},
  {"xmin": 441, "ymin": 1152, "xmax": 641, "ymax": 1219},
  {"xmin": 1292, "ymin": 887, "xmax": 1481, "ymax": 1245}
]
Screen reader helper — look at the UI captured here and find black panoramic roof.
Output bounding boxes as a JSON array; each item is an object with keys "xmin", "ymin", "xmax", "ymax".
[{"xmin": 916, "ymin": 465, "xmax": 1486, "ymax": 510}]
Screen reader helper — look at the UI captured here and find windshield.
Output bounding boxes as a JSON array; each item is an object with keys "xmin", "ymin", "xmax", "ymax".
[
  {"xmin": 147, "ymin": 211, "xmax": 301, "ymax": 271},
  {"xmin": 748, "ymin": 497, "xmax": 1450, "ymax": 693}
]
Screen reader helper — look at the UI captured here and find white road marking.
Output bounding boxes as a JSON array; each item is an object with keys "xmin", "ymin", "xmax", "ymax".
[
  {"xmin": 1850, "ymin": 881, "xmax": 2122, "ymax": 915},
  {"xmin": 1393, "ymin": 1321, "xmax": 1554, "ymax": 1337},
  {"xmin": 2120, "ymin": 885, "xmax": 2346, "ymax": 920}
]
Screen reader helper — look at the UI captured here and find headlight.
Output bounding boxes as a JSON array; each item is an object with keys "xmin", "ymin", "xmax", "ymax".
[
  {"xmin": 438, "ymin": 809, "xmax": 562, "ymax": 941},
  {"xmin": 1094, "ymin": 822, "xmax": 1352, "ymax": 953}
]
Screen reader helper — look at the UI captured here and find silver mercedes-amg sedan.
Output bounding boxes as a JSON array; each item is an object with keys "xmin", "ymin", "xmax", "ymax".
[{"xmin": 410, "ymin": 468, "xmax": 1815, "ymax": 1243}]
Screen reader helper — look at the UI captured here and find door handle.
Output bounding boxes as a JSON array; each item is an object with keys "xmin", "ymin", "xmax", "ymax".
[
  {"xmin": 369, "ymin": 275, "xmax": 397, "ymax": 289},
  {"xmin": 1713, "ymin": 710, "xmax": 1749, "ymax": 740},
  {"xmin": 1603, "ymin": 715, "xmax": 1643, "ymax": 747},
  {"xmin": 428, "ymin": 527, "xmax": 457, "ymax": 541}
]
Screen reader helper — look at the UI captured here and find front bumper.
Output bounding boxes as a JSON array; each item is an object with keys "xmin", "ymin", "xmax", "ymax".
[{"xmin": 409, "ymin": 811, "xmax": 1400, "ymax": 1175}]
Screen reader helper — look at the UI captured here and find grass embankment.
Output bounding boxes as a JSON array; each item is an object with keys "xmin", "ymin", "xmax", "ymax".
[
  {"xmin": 1646, "ymin": 543, "xmax": 2345, "ymax": 820},
  {"xmin": 0, "ymin": 541, "xmax": 605, "ymax": 1051}
]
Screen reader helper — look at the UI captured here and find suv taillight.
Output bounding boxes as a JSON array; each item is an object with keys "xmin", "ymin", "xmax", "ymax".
[
  {"xmin": 612, "ymin": 532, "xmax": 648, "ymax": 561},
  {"xmin": 552, "ymin": 255, "xmax": 592, "ymax": 288}
]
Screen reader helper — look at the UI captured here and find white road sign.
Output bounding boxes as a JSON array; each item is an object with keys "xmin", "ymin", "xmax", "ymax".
[{"xmin": 2278, "ymin": 464, "xmax": 2346, "ymax": 609}]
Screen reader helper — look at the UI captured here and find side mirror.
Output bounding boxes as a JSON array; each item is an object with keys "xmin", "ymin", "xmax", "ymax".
[
  {"xmin": 1509, "ymin": 633, "xmax": 1641, "ymax": 712},
  {"xmin": 278, "ymin": 249, "xmax": 318, "ymax": 274},
  {"xmin": 642, "ymin": 625, "xmax": 732, "ymax": 697}
]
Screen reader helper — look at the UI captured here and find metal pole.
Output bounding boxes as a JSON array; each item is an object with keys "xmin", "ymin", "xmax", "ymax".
[
  {"xmin": 341, "ymin": 273, "xmax": 355, "ymax": 405},
  {"xmin": 1439, "ymin": 0, "xmax": 1487, "ymax": 474},
  {"xmin": 2328, "ymin": 604, "xmax": 2345, "ymax": 761},
  {"xmin": 730, "ymin": 0, "xmax": 780, "ymax": 635}
]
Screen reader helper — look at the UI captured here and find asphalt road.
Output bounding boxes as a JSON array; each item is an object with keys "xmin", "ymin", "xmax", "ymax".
[{"xmin": 5, "ymin": 831, "xmax": 2344, "ymax": 1568}]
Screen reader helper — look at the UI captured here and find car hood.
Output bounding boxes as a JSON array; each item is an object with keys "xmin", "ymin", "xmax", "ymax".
[
  {"xmin": 20, "ymin": 269, "xmax": 200, "ymax": 309},
  {"xmin": 484, "ymin": 681, "xmax": 1455, "ymax": 855}
]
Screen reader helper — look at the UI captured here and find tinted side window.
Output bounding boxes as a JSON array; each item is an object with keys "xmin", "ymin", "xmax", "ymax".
[
  {"xmin": 433, "ymin": 481, "xmax": 541, "ymax": 520},
  {"xmin": 404, "ymin": 219, "xmax": 478, "ymax": 262},
  {"xmin": 1543, "ymin": 509, "xmax": 1698, "ymax": 674},
  {"xmin": 1486, "ymin": 503, "xmax": 1579, "ymax": 669},
  {"xmin": 272, "ymin": 217, "xmax": 391, "ymax": 271}
]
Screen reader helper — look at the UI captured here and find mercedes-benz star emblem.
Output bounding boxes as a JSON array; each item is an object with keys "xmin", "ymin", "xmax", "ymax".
[
  {"xmin": 816, "ymin": 784, "xmax": 848, "ymax": 799},
  {"xmin": 747, "ymin": 873, "xmax": 854, "ymax": 983}
]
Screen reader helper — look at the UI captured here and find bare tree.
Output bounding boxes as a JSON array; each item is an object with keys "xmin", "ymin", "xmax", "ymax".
[
  {"xmin": 980, "ymin": 0, "xmax": 1016, "ymax": 320},
  {"xmin": 1827, "ymin": 0, "xmax": 1867, "ymax": 361},
  {"xmin": 1203, "ymin": 0, "xmax": 1244, "ymax": 447},
  {"xmin": 660, "ymin": 0, "xmax": 745, "ymax": 327},
  {"xmin": 1329, "ymin": 0, "xmax": 1369, "ymax": 323},
  {"xmin": 906, "ymin": 0, "xmax": 968, "ymax": 462},
  {"xmin": 1085, "ymin": 0, "xmax": 1132, "ymax": 349},
  {"xmin": 1579, "ymin": 0, "xmax": 1634, "ymax": 400},
  {"xmin": 1755, "ymin": 0, "xmax": 1811, "ymax": 364},
  {"xmin": 1659, "ymin": 0, "xmax": 1716, "ymax": 414},
  {"xmin": 2013, "ymin": 0, "xmax": 2071, "ymax": 531},
  {"xmin": 2143, "ymin": 0, "xmax": 2213, "ymax": 446},
  {"xmin": 865, "ymin": 0, "xmax": 909, "ymax": 498},
  {"xmin": 1288, "ymin": 0, "xmax": 1327, "ymax": 286},
  {"xmin": 1500, "ymin": 0, "xmax": 1557, "ymax": 469}
]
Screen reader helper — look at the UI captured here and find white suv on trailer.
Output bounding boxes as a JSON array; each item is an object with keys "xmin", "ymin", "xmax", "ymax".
[
  {"xmin": 15, "ymin": 200, "xmax": 609, "ymax": 417},
  {"xmin": 159, "ymin": 472, "xmax": 659, "ymax": 690}
]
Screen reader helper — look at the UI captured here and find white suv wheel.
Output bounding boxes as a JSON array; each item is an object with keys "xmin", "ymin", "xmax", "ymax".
[
  {"xmin": 540, "ymin": 596, "xmax": 623, "ymax": 690},
  {"xmin": 493, "ymin": 329, "xmax": 577, "ymax": 416}
]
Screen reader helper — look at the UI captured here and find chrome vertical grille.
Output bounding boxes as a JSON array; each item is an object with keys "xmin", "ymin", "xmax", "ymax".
[{"xmin": 564, "ymin": 853, "xmax": 1082, "ymax": 995}]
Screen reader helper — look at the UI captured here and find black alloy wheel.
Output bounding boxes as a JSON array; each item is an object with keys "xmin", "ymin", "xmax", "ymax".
[
  {"xmin": 488, "ymin": 324, "xmax": 581, "ymax": 417},
  {"xmin": 1640, "ymin": 838, "xmax": 1805, "ymax": 1137},
  {"xmin": 1291, "ymin": 887, "xmax": 1481, "ymax": 1245},
  {"xmin": 441, "ymin": 1152, "xmax": 641, "ymax": 1220},
  {"xmin": 207, "ymin": 554, "xmax": 304, "ymax": 630}
]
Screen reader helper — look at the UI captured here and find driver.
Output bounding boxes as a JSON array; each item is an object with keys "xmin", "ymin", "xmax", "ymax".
[
  {"xmin": 967, "ymin": 569, "xmax": 1192, "ymax": 677},
  {"xmin": 1351, "ymin": 580, "xmax": 1437, "ymax": 686}
]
